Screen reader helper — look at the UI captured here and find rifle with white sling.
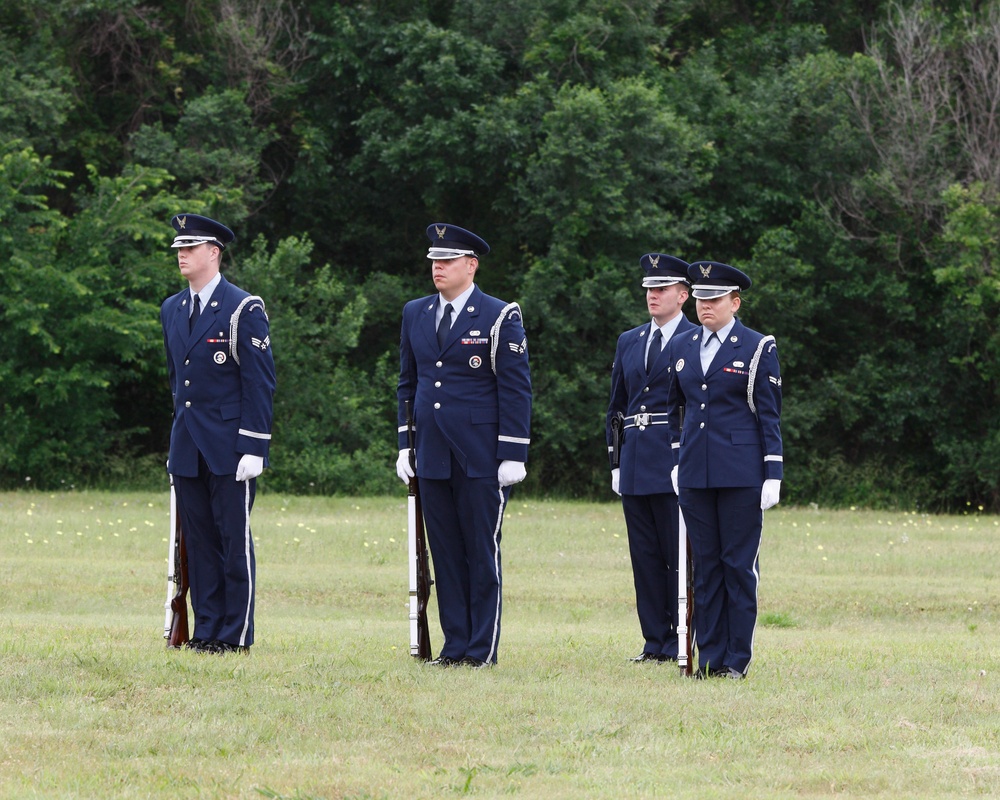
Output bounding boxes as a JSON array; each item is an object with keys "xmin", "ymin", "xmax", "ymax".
[
  {"xmin": 677, "ymin": 508, "xmax": 694, "ymax": 676},
  {"xmin": 405, "ymin": 400, "xmax": 432, "ymax": 660},
  {"xmin": 676, "ymin": 406, "xmax": 694, "ymax": 675},
  {"xmin": 164, "ymin": 477, "xmax": 190, "ymax": 648}
]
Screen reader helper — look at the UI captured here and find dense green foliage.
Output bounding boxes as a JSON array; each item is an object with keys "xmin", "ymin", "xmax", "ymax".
[{"xmin": 2, "ymin": 0, "xmax": 998, "ymax": 510}]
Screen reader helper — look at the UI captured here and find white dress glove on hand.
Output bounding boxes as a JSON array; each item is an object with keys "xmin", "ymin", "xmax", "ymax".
[
  {"xmin": 670, "ymin": 465, "xmax": 679, "ymax": 495},
  {"xmin": 236, "ymin": 454, "xmax": 264, "ymax": 482},
  {"xmin": 498, "ymin": 460, "xmax": 526, "ymax": 487},
  {"xmin": 611, "ymin": 468, "xmax": 621, "ymax": 496},
  {"xmin": 761, "ymin": 479, "xmax": 781, "ymax": 510},
  {"xmin": 396, "ymin": 449, "xmax": 414, "ymax": 485}
]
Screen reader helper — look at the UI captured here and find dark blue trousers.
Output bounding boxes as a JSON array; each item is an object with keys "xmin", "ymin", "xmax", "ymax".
[
  {"xmin": 621, "ymin": 493, "xmax": 681, "ymax": 657},
  {"xmin": 419, "ymin": 458, "xmax": 510, "ymax": 664},
  {"xmin": 174, "ymin": 455, "xmax": 257, "ymax": 647},
  {"xmin": 679, "ymin": 486, "xmax": 761, "ymax": 674}
]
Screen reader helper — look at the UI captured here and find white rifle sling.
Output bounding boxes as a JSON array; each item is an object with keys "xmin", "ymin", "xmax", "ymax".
[
  {"xmin": 489, "ymin": 302, "xmax": 524, "ymax": 375},
  {"xmin": 747, "ymin": 335, "xmax": 776, "ymax": 417},
  {"xmin": 229, "ymin": 295, "xmax": 268, "ymax": 365}
]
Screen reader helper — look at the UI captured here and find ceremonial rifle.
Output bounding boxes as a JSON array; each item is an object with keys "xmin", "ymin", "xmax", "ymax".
[
  {"xmin": 677, "ymin": 508, "xmax": 694, "ymax": 676},
  {"xmin": 609, "ymin": 411, "xmax": 624, "ymax": 469},
  {"xmin": 164, "ymin": 479, "xmax": 190, "ymax": 648},
  {"xmin": 405, "ymin": 400, "xmax": 432, "ymax": 660},
  {"xmin": 676, "ymin": 405, "xmax": 694, "ymax": 676}
]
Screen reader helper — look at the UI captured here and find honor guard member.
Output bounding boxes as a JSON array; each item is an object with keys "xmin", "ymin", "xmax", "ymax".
[
  {"xmin": 161, "ymin": 213, "xmax": 276, "ymax": 654},
  {"xmin": 664, "ymin": 261, "xmax": 782, "ymax": 679},
  {"xmin": 396, "ymin": 223, "xmax": 532, "ymax": 668},
  {"xmin": 606, "ymin": 254, "xmax": 696, "ymax": 663}
]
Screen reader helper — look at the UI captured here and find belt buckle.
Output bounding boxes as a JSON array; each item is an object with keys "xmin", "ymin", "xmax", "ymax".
[{"xmin": 634, "ymin": 413, "xmax": 650, "ymax": 428}]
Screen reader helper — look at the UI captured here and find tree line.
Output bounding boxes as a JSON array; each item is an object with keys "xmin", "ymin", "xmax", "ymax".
[{"xmin": 2, "ymin": 0, "xmax": 999, "ymax": 510}]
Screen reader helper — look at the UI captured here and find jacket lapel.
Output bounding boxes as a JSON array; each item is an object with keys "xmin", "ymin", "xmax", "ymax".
[
  {"xmin": 185, "ymin": 276, "xmax": 229, "ymax": 357},
  {"xmin": 440, "ymin": 287, "xmax": 482, "ymax": 353},
  {"xmin": 705, "ymin": 319, "xmax": 745, "ymax": 378}
]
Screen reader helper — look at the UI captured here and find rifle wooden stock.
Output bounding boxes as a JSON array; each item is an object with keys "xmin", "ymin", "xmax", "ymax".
[
  {"xmin": 610, "ymin": 412, "xmax": 624, "ymax": 469},
  {"xmin": 165, "ymin": 483, "xmax": 190, "ymax": 649},
  {"xmin": 405, "ymin": 400, "xmax": 432, "ymax": 660},
  {"xmin": 408, "ymin": 475, "xmax": 432, "ymax": 660}
]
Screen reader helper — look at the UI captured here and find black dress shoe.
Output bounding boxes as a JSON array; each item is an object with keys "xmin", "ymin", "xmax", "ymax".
[
  {"xmin": 629, "ymin": 652, "xmax": 671, "ymax": 663},
  {"xmin": 458, "ymin": 656, "xmax": 491, "ymax": 669},
  {"xmin": 207, "ymin": 640, "xmax": 250, "ymax": 654},
  {"xmin": 184, "ymin": 638, "xmax": 210, "ymax": 652},
  {"xmin": 715, "ymin": 666, "xmax": 744, "ymax": 680},
  {"xmin": 695, "ymin": 666, "xmax": 744, "ymax": 679},
  {"xmin": 428, "ymin": 655, "xmax": 460, "ymax": 667}
]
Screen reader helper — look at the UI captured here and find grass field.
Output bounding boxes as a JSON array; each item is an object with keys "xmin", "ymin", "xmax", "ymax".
[{"xmin": 1, "ymin": 490, "xmax": 998, "ymax": 799}]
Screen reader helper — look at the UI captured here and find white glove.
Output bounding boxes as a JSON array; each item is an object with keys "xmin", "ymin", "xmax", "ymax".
[
  {"xmin": 611, "ymin": 468, "xmax": 621, "ymax": 496},
  {"xmin": 670, "ymin": 465, "xmax": 679, "ymax": 495},
  {"xmin": 761, "ymin": 479, "xmax": 781, "ymax": 510},
  {"xmin": 498, "ymin": 460, "xmax": 526, "ymax": 487},
  {"xmin": 236, "ymin": 454, "xmax": 264, "ymax": 482},
  {"xmin": 396, "ymin": 449, "xmax": 414, "ymax": 484}
]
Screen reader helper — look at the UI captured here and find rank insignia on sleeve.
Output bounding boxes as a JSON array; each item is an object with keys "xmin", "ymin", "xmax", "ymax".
[
  {"xmin": 251, "ymin": 335, "xmax": 270, "ymax": 351},
  {"xmin": 508, "ymin": 338, "xmax": 526, "ymax": 354}
]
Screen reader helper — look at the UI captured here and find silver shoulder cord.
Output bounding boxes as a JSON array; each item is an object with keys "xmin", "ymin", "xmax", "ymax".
[
  {"xmin": 229, "ymin": 295, "xmax": 267, "ymax": 365},
  {"xmin": 747, "ymin": 335, "xmax": 775, "ymax": 416},
  {"xmin": 489, "ymin": 302, "xmax": 523, "ymax": 375}
]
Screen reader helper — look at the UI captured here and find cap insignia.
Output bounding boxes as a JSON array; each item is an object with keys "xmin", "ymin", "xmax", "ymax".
[
  {"xmin": 178, "ymin": 216, "xmax": 187, "ymax": 229},
  {"xmin": 435, "ymin": 225, "xmax": 447, "ymax": 240},
  {"xmin": 699, "ymin": 264, "xmax": 712, "ymax": 278},
  {"xmin": 649, "ymin": 254, "xmax": 660, "ymax": 268}
]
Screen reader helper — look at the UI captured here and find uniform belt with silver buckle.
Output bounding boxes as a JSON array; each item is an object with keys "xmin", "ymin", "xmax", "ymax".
[{"xmin": 624, "ymin": 412, "xmax": 670, "ymax": 429}]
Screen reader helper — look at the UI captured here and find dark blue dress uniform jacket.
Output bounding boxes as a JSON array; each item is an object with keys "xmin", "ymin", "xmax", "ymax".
[
  {"xmin": 161, "ymin": 275, "xmax": 276, "ymax": 476},
  {"xmin": 606, "ymin": 316, "xmax": 697, "ymax": 494},
  {"xmin": 665, "ymin": 318, "xmax": 782, "ymax": 488},
  {"xmin": 397, "ymin": 286, "xmax": 531, "ymax": 476}
]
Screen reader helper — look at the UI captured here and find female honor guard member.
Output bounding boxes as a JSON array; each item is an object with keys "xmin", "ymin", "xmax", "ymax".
[
  {"xmin": 161, "ymin": 213, "xmax": 276, "ymax": 654},
  {"xmin": 606, "ymin": 254, "xmax": 695, "ymax": 663},
  {"xmin": 396, "ymin": 223, "xmax": 532, "ymax": 668},
  {"xmin": 664, "ymin": 261, "xmax": 782, "ymax": 679}
]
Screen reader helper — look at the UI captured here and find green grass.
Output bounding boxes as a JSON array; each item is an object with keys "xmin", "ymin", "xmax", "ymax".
[{"xmin": 1, "ymin": 491, "xmax": 998, "ymax": 799}]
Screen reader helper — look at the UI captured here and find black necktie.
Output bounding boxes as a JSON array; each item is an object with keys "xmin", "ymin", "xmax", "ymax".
[
  {"xmin": 437, "ymin": 303, "xmax": 453, "ymax": 349},
  {"xmin": 189, "ymin": 294, "xmax": 201, "ymax": 333},
  {"xmin": 646, "ymin": 327, "xmax": 662, "ymax": 373}
]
